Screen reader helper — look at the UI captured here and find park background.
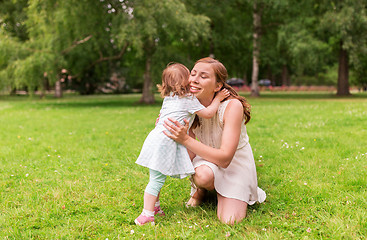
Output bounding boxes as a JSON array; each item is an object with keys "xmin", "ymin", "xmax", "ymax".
[
  {"xmin": 1, "ymin": 0, "xmax": 367, "ymax": 99},
  {"xmin": 0, "ymin": 0, "xmax": 366, "ymax": 239}
]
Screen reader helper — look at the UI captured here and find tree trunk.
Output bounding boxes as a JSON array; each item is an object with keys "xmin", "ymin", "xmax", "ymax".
[
  {"xmin": 40, "ymin": 73, "xmax": 49, "ymax": 98},
  {"xmin": 243, "ymin": 73, "xmax": 248, "ymax": 86},
  {"xmin": 266, "ymin": 65, "xmax": 273, "ymax": 85},
  {"xmin": 282, "ymin": 64, "xmax": 289, "ymax": 86},
  {"xmin": 266, "ymin": 66, "xmax": 276, "ymax": 87},
  {"xmin": 140, "ymin": 54, "xmax": 155, "ymax": 104},
  {"xmin": 209, "ymin": 37, "xmax": 215, "ymax": 59},
  {"xmin": 10, "ymin": 87, "xmax": 16, "ymax": 95},
  {"xmin": 54, "ymin": 77, "xmax": 63, "ymax": 98},
  {"xmin": 337, "ymin": 41, "xmax": 350, "ymax": 96},
  {"xmin": 251, "ymin": 1, "xmax": 261, "ymax": 97}
]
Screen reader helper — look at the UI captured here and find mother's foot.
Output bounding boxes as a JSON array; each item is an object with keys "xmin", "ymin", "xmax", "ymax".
[{"xmin": 186, "ymin": 188, "xmax": 206, "ymax": 207}]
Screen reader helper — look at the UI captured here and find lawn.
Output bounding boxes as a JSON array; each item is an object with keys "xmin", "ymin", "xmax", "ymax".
[{"xmin": 0, "ymin": 92, "xmax": 366, "ymax": 239}]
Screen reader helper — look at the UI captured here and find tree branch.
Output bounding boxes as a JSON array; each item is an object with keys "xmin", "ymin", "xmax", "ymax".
[
  {"xmin": 89, "ymin": 41, "xmax": 129, "ymax": 68},
  {"xmin": 72, "ymin": 41, "xmax": 129, "ymax": 78},
  {"xmin": 61, "ymin": 35, "xmax": 92, "ymax": 55}
]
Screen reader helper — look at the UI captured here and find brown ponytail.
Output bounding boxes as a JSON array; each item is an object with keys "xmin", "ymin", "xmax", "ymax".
[{"xmin": 222, "ymin": 82, "xmax": 251, "ymax": 124}]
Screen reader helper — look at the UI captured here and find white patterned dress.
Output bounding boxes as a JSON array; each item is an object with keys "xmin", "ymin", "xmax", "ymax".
[
  {"xmin": 192, "ymin": 100, "xmax": 266, "ymax": 204},
  {"xmin": 136, "ymin": 94, "xmax": 205, "ymax": 179}
]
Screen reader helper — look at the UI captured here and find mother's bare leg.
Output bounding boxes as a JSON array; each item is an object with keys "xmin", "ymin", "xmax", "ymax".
[
  {"xmin": 217, "ymin": 194, "xmax": 247, "ymax": 224},
  {"xmin": 187, "ymin": 165, "xmax": 214, "ymax": 206}
]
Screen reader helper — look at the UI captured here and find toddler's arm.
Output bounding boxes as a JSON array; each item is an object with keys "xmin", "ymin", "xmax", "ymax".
[{"xmin": 195, "ymin": 89, "xmax": 229, "ymax": 119}]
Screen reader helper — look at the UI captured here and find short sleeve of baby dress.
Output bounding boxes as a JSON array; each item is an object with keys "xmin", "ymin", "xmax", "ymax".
[{"xmin": 185, "ymin": 95, "xmax": 205, "ymax": 114}]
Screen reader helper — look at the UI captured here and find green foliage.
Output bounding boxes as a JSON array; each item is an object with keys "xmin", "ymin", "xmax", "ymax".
[
  {"xmin": 318, "ymin": 0, "xmax": 367, "ymax": 50},
  {"xmin": 1, "ymin": 0, "xmax": 367, "ymax": 94},
  {"xmin": 352, "ymin": 52, "xmax": 367, "ymax": 87},
  {"xmin": 278, "ymin": 23, "xmax": 332, "ymax": 76},
  {"xmin": 264, "ymin": 0, "xmax": 367, "ymax": 87},
  {"xmin": 317, "ymin": 0, "xmax": 367, "ymax": 86},
  {"xmin": 0, "ymin": 0, "xmax": 28, "ymax": 41},
  {"xmin": 124, "ymin": 0, "xmax": 210, "ymax": 49},
  {"xmin": 0, "ymin": 0, "xmax": 121, "ymax": 93},
  {"xmin": 184, "ymin": 0, "xmax": 254, "ymax": 78},
  {"xmin": 116, "ymin": 0, "xmax": 210, "ymax": 86},
  {"xmin": 0, "ymin": 93, "xmax": 366, "ymax": 238},
  {"xmin": 316, "ymin": 64, "xmax": 338, "ymax": 86}
]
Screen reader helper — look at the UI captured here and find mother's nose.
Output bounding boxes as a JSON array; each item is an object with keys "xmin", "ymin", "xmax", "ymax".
[{"xmin": 189, "ymin": 75, "xmax": 199, "ymax": 83}]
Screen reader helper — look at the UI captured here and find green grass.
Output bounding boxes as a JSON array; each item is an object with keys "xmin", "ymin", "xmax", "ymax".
[{"xmin": 0, "ymin": 92, "xmax": 366, "ymax": 239}]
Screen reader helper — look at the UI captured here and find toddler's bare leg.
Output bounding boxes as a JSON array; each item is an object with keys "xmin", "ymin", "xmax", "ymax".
[{"xmin": 143, "ymin": 192, "xmax": 158, "ymax": 212}]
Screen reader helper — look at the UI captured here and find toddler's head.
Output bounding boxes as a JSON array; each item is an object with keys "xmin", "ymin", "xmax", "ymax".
[{"xmin": 158, "ymin": 63, "xmax": 190, "ymax": 97}]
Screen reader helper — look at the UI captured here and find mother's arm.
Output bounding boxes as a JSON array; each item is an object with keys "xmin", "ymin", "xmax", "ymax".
[
  {"xmin": 164, "ymin": 99, "xmax": 243, "ymax": 168},
  {"xmin": 187, "ymin": 128, "xmax": 197, "ymax": 160}
]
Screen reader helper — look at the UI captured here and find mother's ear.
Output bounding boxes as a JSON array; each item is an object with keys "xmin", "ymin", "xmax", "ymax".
[{"xmin": 214, "ymin": 82, "xmax": 224, "ymax": 92}]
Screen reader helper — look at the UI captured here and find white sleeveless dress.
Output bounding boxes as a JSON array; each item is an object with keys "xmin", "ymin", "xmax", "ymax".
[{"xmin": 192, "ymin": 100, "xmax": 266, "ymax": 204}]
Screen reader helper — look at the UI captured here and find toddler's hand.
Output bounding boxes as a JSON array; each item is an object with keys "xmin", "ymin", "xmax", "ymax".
[{"xmin": 215, "ymin": 89, "xmax": 230, "ymax": 101}]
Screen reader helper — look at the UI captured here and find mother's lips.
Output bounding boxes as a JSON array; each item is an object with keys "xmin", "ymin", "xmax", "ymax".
[{"xmin": 190, "ymin": 86, "xmax": 201, "ymax": 92}]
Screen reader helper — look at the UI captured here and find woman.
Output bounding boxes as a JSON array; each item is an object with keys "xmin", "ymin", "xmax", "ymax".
[{"xmin": 164, "ymin": 57, "xmax": 266, "ymax": 224}]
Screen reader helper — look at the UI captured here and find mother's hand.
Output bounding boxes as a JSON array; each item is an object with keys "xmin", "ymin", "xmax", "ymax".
[{"xmin": 163, "ymin": 118, "xmax": 190, "ymax": 145}]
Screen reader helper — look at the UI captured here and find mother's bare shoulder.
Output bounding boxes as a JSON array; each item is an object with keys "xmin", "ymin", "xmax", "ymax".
[
  {"xmin": 226, "ymin": 98, "xmax": 243, "ymax": 111},
  {"xmin": 223, "ymin": 98, "xmax": 244, "ymax": 120}
]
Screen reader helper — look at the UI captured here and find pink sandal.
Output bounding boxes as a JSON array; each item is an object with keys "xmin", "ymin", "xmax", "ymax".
[
  {"xmin": 134, "ymin": 214, "xmax": 155, "ymax": 226},
  {"xmin": 154, "ymin": 206, "xmax": 165, "ymax": 216}
]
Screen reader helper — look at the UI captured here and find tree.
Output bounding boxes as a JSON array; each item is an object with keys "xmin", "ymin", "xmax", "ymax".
[
  {"xmin": 275, "ymin": 1, "xmax": 331, "ymax": 85},
  {"xmin": 115, "ymin": 0, "xmax": 210, "ymax": 104},
  {"xmin": 0, "ymin": 0, "xmax": 128, "ymax": 97},
  {"xmin": 182, "ymin": 0, "xmax": 253, "ymax": 83},
  {"xmin": 0, "ymin": 0, "xmax": 29, "ymax": 93},
  {"xmin": 245, "ymin": 0, "xmax": 291, "ymax": 96},
  {"xmin": 0, "ymin": 0, "xmax": 28, "ymax": 41},
  {"xmin": 317, "ymin": 0, "xmax": 367, "ymax": 95},
  {"xmin": 277, "ymin": 0, "xmax": 367, "ymax": 94},
  {"xmin": 250, "ymin": 0, "xmax": 261, "ymax": 96}
]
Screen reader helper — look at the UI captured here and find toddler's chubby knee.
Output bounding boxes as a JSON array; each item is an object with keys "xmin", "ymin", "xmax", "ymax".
[{"xmin": 193, "ymin": 165, "xmax": 214, "ymax": 188}]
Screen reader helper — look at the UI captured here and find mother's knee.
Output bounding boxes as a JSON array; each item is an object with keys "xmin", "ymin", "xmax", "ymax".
[
  {"xmin": 217, "ymin": 195, "xmax": 247, "ymax": 225},
  {"xmin": 193, "ymin": 165, "xmax": 214, "ymax": 189}
]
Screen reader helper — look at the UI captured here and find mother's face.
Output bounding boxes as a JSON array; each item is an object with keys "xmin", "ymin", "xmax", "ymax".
[{"xmin": 189, "ymin": 62, "xmax": 222, "ymax": 104}]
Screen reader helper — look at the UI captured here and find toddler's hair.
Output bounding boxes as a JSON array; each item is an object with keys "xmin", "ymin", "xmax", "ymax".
[{"xmin": 157, "ymin": 63, "xmax": 191, "ymax": 97}]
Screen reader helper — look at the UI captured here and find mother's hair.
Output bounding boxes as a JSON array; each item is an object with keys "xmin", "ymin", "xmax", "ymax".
[{"xmin": 194, "ymin": 57, "xmax": 251, "ymax": 125}]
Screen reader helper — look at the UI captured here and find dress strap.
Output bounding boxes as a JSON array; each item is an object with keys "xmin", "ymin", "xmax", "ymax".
[
  {"xmin": 218, "ymin": 99, "xmax": 249, "ymax": 148},
  {"xmin": 218, "ymin": 100, "xmax": 233, "ymax": 126}
]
